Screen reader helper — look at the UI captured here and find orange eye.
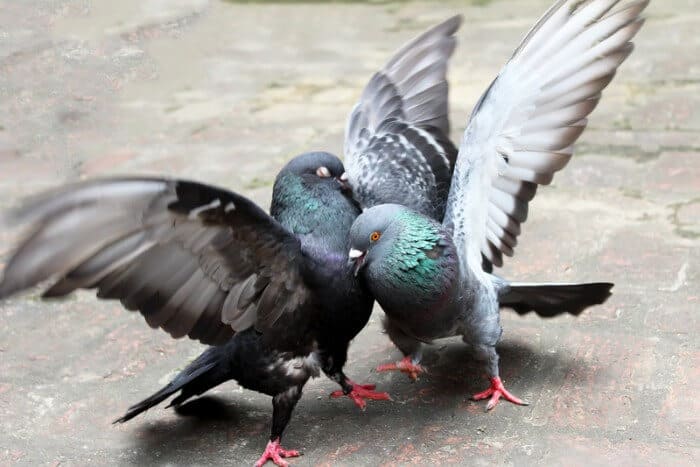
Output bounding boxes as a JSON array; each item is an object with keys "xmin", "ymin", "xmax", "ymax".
[{"xmin": 370, "ymin": 231, "xmax": 381, "ymax": 242}]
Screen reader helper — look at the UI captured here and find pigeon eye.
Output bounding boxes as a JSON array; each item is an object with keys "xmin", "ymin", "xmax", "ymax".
[
  {"xmin": 370, "ymin": 231, "xmax": 381, "ymax": 242},
  {"xmin": 316, "ymin": 166, "xmax": 331, "ymax": 178}
]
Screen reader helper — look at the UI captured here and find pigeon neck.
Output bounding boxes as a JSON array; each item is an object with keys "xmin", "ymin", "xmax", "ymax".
[
  {"xmin": 271, "ymin": 172, "xmax": 359, "ymax": 253},
  {"xmin": 371, "ymin": 211, "xmax": 459, "ymax": 310}
]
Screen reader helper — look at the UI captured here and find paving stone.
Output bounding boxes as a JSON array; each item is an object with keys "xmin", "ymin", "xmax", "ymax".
[{"xmin": 1, "ymin": 1, "xmax": 698, "ymax": 465}]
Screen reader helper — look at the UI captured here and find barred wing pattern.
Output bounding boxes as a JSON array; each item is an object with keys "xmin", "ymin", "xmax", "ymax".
[{"xmin": 345, "ymin": 16, "xmax": 461, "ymax": 219}]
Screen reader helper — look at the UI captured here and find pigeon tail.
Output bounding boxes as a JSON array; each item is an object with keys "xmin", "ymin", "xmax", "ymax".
[
  {"xmin": 499, "ymin": 282, "xmax": 613, "ymax": 318},
  {"xmin": 113, "ymin": 343, "xmax": 234, "ymax": 423}
]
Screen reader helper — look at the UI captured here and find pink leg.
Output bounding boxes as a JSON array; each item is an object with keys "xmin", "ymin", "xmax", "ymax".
[
  {"xmin": 330, "ymin": 379, "xmax": 392, "ymax": 410},
  {"xmin": 471, "ymin": 376, "xmax": 528, "ymax": 411},
  {"xmin": 376, "ymin": 355, "xmax": 425, "ymax": 381},
  {"xmin": 254, "ymin": 438, "xmax": 301, "ymax": 467}
]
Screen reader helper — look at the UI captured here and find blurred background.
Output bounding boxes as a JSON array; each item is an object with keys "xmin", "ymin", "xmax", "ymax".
[{"xmin": 0, "ymin": 0, "xmax": 698, "ymax": 465}]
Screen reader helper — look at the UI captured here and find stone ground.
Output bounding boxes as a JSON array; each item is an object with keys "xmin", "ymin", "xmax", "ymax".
[{"xmin": 0, "ymin": 0, "xmax": 698, "ymax": 465}]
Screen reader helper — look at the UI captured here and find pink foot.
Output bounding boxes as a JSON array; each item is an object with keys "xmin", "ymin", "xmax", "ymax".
[
  {"xmin": 376, "ymin": 356, "xmax": 425, "ymax": 381},
  {"xmin": 330, "ymin": 379, "xmax": 392, "ymax": 410},
  {"xmin": 471, "ymin": 376, "xmax": 528, "ymax": 411},
  {"xmin": 254, "ymin": 438, "xmax": 301, "ymax": 467}
]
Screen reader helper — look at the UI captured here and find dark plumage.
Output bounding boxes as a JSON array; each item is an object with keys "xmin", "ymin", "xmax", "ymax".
[
  {"xmin": 499, "ymin": 282, "xmax": 614, "ymax": 318},
  {"xmin": 0, "ymin": 152, "xmax": 384, "ymax": 466},
  {"xmin": 347, "ymin": 0, "xmax": 646, "ymax": 411}
]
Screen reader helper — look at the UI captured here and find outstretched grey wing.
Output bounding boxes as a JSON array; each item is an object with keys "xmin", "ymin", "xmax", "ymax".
[
  {"xmin": 0, "ymin": 178, "xmax": 309, "ymax": 345},
  {"xmin": 344, "ymin": 15, "xmax": 461, "ymax": 219},
  {"xmin": 444, "ymin": 0, "xmax": 648, "ymax": 274}
]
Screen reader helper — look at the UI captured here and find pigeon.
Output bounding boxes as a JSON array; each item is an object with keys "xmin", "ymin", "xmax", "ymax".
[
  {"xmin": 0, "ymin": 16, "xmax": 462, "ymax": 467},
  {"xmin": 0, "ymin": 153, "xmax": 382, "ymax": 466},
  {"xmin": 345, "ymin": 0, "xmax": 647, "ymax": 410}
]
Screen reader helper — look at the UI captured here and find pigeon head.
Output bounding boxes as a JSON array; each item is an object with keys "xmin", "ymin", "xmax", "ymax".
[
  {"xmin": 273, "ymin": 152, "xmax": 351, "ymax": 206},
  {"xmin": 348, "ymin": 204, "xmax": 458, "ymax": 308},
  {"xmin": 278, "ymin": 151, "xmax": 348, "ymax": 191},
  {"xmin": 272, "ymin": 152, "xmax": 360, "ymax": 244},
  {"xmin": 348, "ymin": 204, "xmax": 405, "ymax": 276}
]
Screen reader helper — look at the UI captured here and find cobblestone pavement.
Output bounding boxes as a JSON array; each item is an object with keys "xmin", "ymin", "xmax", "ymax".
[{"xmin": 1, "ymin": 0, "xmax": 698, "ymax": 465}]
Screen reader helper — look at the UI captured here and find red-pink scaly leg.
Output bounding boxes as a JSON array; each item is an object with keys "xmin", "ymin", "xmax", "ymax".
[
  {"xmin": 330, "ymin": 379, "xmax": 392, "ymax": 410},
  {"xmin": 471, "ymin": 376, "xmax": 528, "ymax": 411},
  {"xmin": 254, "ymin": 438, "xmax": 300, "ymax": 467},
  {"xmin": 376, "ymin": 355, "xmax": 426, "ymax": 381}
]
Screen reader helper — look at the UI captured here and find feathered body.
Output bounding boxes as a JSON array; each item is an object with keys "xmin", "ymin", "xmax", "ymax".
[{"xmin": 270, "ymin": 157, "xmax": 377, "ymax": 370}]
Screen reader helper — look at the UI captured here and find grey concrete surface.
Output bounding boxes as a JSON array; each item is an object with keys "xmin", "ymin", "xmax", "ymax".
[{"xmin": 0, "ymin": 0, "xmax": 698, "ymax": 465}]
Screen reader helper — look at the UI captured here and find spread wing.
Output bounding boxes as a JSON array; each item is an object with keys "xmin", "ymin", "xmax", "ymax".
[
  {"xmin": 443, "ymin": 0, "xmax": 648, "ymax": 273},
  {"xmin": 344, "ymin": 15, "xmax": 461, "ymax": 219},
  {"xmin": 0, "ymin": 178, "xmax": 310, "ymax": 345}
]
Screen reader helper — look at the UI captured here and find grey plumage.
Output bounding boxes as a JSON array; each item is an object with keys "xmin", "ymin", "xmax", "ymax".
[
  {"xmin": 345, "ymin": 15, "xmax": 461, "ymax": 220},
  {"xmin": 348, "ymin": 0, "xmax": 646, "ymax": 410},
  {"xmin": 445, "ymin": 0, "xmax": 647, "ymax": 269}
]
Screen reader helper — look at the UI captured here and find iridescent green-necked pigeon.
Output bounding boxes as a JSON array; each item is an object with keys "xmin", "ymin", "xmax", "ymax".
[{"xmin": 346, "ymin": 0, "xmax": 646, "ymax": 410}]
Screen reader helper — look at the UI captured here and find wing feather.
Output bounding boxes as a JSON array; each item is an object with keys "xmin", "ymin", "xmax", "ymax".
[
  {"xmin": 0, "ymin": 178, "xmax": 310, "ymax": 345},
  {"xmin": 444, "ymin": 0, "xmax": 648, "ymax": 275},
  {"xmin": 344, "ymin": 16, "xmax": 461, "ymax": 219}
]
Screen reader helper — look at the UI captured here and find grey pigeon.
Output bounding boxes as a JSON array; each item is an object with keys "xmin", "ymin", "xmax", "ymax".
[
  {"xmin": 346, "ymin": 0, "xmax": 647, "ymax": 410},
  {"xmin": 0, "ymin": 16, "xmax": 462, "ymax": 467}
]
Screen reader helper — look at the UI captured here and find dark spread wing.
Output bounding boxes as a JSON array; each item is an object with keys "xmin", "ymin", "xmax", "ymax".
[
  {"xmin": 344, "ymin": 15, "xmax": 461, "ymax": 219},
  {"xmin": 0, "ymin": 178, "xmax": 309, "ymax": 345},
  {"xmin": 443, "ymin": 0, "xmax": 647, "ymax": 273}
]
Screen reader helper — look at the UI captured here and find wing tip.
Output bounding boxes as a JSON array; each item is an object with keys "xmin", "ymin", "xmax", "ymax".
[
  {"xmin": 629, "ymin": 0, "xmax": 651, "ymax": 13},
  {"xmin": 421, "ymin": 14, "xmax": 463, "ymax": 39},
  {"xmin": 444, "ymin": 14, "xmax": 464, "ymax": 34}
]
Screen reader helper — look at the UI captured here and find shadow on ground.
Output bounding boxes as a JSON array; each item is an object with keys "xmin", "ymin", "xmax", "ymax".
[{"xmin": 126, "ymin": 339, "xmax": 580, "ymax": 464}]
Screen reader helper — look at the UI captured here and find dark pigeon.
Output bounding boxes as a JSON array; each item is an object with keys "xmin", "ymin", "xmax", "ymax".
[
  {"xmin": 346, "ymin": 0, "xmax": 647, "ymax": 410},
  {"xmin": 0, "ymin": 16, "xmax": 463, "ymax": 467},
  {"xmin": 0, "ymin": 152, "xmax": 387, "ymax": 466}
]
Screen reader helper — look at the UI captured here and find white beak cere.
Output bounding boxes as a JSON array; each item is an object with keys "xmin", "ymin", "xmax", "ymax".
[{"xmin": 348, "ymin": 248, "xmax": 365, "ymax": 259}]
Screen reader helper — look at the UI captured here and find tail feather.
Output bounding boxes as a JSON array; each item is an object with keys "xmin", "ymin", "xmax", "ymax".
[
  {"xmin": 113, "ymin": 345, "xmax": 233, "ymax": 424},
  {"xmin": 499, "ymin": 282, "xmax": 613, "ymax": 318}
]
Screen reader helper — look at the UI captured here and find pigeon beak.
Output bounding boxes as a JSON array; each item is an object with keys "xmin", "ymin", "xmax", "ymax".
[
  {"xmin": 348, "ymin": 248, "xmax": 366, "ymax": 276},
  {"xmin": 337, "ymin": 173, "xmax": 351, "ymax": 192}
]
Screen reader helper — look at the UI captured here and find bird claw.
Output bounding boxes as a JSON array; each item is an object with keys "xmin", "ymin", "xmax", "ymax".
[
  {"xmin": 471, "ymin": 376, "xmax": 528, "ymax": 411},
  {"xmin": 376, "ymin": 356, "xmax": 425, "ymax": 381},
  {"xmin": 254, "ymin": 438, "xmax": 301, "ymax": 467},
  {"xmin": 330, "ymin": 379, "xmax": 392, "ymax": 410}
]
